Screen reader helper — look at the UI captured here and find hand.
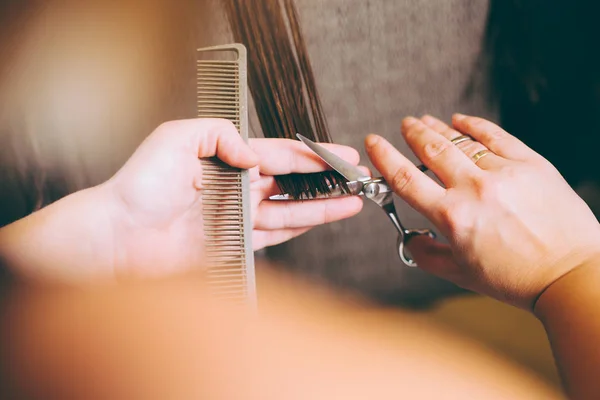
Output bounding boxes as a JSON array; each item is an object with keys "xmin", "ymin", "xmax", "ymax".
[
  {"xmin": 248, "ymin": 138, "xmax": 364, "ymax": 250},
  {"xmin": 365, "ymin": 114, "xmax": 600, "ymax": 309},
  {"xmin": 0, "ymin": 119, "xmax": 362, "ymax": 281},
  {"xmin": 106, "ymin": 118, "xmax": 363, "ymax": 276}
]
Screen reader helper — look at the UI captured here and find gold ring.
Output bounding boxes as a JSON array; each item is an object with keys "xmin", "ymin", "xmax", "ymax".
[
  {"xmin": 472, "ymin": 149, "xmax": 491, "ymax": 163},
  {"xmin": 450, "ymin": 135, "xmax": 473, "ymax": 145}
]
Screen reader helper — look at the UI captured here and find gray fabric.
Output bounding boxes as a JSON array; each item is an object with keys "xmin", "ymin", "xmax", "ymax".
[
  {"xmin": 255, "ymin": 0, "xmax": 497, "ymax": 305},
  {"xmin": 0, "ymin": 0, "xmax": 495, "ymax": 305}
]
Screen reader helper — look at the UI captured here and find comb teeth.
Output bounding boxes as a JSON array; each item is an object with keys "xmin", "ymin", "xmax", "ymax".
[{"xmin": 197, "ymin": 44, "xmax": 255, "ymax": 306}]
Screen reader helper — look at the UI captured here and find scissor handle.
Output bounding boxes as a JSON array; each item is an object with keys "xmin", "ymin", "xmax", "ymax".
[
  {"xmin": 397, "ymin": 229, "xmax": 436, "ymax": 267},
  {"xmin": 362, "ymin": 181, "xmax": 438, "ymax": 267}
]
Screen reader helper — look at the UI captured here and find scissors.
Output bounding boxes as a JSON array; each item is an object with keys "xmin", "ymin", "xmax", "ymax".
[{"xmin": 269, "ymin": 134, "xmax": 436, "ymax": 267}]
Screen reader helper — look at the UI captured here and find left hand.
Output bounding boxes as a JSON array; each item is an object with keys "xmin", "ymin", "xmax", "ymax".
[
  {"xmin": 248, "ymin": 138, "xmax": 364, "ymax": 250},
  {"xmin": 1, "ymin": 119, "xmax": 363, "ymax": 281},
  {"xmin": 108, "ymin": 119, "xmax": 363, "ymax": 274}
]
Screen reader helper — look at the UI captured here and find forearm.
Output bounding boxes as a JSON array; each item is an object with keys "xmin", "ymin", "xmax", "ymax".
[
  {"xmin": 2, "ymin": 269, "xmax": 563, "ymax": 399},
  {"xmin": 535, "ymin": 258, "xmax": 600, "ymax": 399},
  {"xmin": 0, "ymin": 185, "xmax": 116, "ymax": 282}
]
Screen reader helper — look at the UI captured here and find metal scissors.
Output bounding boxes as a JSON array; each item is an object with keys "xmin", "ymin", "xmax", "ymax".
[{"xmin": 269, "ymin": 134, "xmax": 436, "ymax": 267}]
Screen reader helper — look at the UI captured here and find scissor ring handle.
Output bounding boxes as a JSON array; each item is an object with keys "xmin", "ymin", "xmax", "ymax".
[{"xmin": 397, "ymin": 229, "xmax": 436, "ymax": 267}]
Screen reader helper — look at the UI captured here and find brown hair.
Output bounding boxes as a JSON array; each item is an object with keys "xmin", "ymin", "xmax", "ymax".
[
  {"xmin": 0, "ymin": 0, "xmax": 216, "ymax": 227},
  {"xmin": 224, "ymin": 0, "xmax": 347, "ymax": 199}
]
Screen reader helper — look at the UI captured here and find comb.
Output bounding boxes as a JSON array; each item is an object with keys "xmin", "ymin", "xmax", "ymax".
[{"xmin": 197, "ymin": 44, "xmax": 256, "ymax": 306}]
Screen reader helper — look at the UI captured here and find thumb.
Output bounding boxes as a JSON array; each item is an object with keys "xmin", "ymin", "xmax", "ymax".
[
  {"xmin": 195, "ymin": 119, "xmax": 259, "ymax": 169},
  {"xmin": 160, "ymin": 118, "xmax": 259, "ymax": 169}
]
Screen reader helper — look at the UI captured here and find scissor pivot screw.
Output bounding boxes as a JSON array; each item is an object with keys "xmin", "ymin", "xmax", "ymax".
[{"xmin": 363, "ymin": 182, "xmax": 380, "ymax": 198}]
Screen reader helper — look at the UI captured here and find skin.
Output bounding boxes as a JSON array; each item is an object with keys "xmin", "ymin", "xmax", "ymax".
[
  {"xmin": 2, "ymin": 113, "xmax": 599, "ymax": 397},
  {"xmin": 0, "ymin": 118, "xmax": 363, "ymax": 282},
  {"xmin": 365, "ymin": 114, "xmax": 600, "ymax": 399},
  {"xmin": 0, "ymin": 268, "xmax": 564, "ymax": 399}
]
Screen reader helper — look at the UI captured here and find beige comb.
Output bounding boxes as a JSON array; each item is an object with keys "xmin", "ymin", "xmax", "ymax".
[{"xmin": 197, "ymin": 44, "xmax": 255, "ymax": 306}]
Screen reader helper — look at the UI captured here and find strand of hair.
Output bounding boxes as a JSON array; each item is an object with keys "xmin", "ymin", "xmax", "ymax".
[{"xmin": 223, "ymin": 0, "xmax": 349, "ymax": 200}]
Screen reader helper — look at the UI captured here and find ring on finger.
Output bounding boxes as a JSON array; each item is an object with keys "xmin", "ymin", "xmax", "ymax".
[
  {"xmin": 472, "ymin": 149, "xmax": 492, "ymax": 164},
  {"xmin": 417, "ymin": 135, "xmax": 475, "ymax": 172},
  {"xmin": 450, "ymin": 135, "xmax": 473, "ymax": 146}
]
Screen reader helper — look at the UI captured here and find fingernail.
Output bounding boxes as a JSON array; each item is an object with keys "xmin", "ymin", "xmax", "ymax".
[
  {"xmin": 365, "ymin": 134, "xmax": 381, "ymax": 149},
  {"xmin": 403, "ymin": 116, "xmax": 418, "ymax": 128},
  {"xmin": 358, "ymin": 165, "xmax": 372, "ymax": 177},
  {"xmin": 453, "ymin": 113, "xmax": 466, "ymax": 121}
]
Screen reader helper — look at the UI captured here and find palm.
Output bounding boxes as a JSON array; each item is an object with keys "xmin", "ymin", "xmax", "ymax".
[
  {"xmin": 108, "ymin": 131, "xmax": 208, "ymax": 273},
  {"xmin": 105, "ymin": 120, "xmax": 362, "ymax": 275}
]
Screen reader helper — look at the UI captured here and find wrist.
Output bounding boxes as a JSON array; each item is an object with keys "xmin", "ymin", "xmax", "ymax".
[
  {"xmin": 533, "ymin": 252, "xmax": 600, "ymax": 320},
  {"xmin": 0, "ymin": 184, "xmax": 119, "ymax": 283}
]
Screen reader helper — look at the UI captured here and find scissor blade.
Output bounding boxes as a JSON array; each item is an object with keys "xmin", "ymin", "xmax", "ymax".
[{"xmin": 296, "ymin": 133, "xmax": 369, "ymax": 182}]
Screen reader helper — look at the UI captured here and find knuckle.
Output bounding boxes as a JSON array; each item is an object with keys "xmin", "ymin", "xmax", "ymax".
[
  {"xmin": 470, "ymin": 173, "xmax": 498, "ymax": 199},
  {"xmin": 498, "ymin": 164, "xmax": 520, "ymax": 179},
  {"xmin": 465, "ymin": 117, "xmax": 507, "ymax": 139},
  {"xmin": 488, "ymin": 128, "xmax": 506, "ymax": 140},
  {"xmin": 390, "ymin": 166, "xmax": 413, "ymax": 194},
  {"xmin": 423, "ymin": 140, "xmax": 452, "ymax": 160},
  {"xmin": 439, "ymin": 201, "xmax": 460, "ymax": 230},
  {"xmin": 203, "ymin": 117, "xmax": 235, "ymax": 128},
  {"xmin": 283, "ymin": 203, "xmax": 294, "ymax": 229},
  {"xmin": 289, "ymin": 147, "xmax": 300, "ymax": 173},
  {"xmin": 481, "ymin": 130, "xmax": 506, "ymax": 150},
  {"xmin": 156, "ymin": 120, "xmax": 178, "ymax": 134},
  {"xmin": 439, "ymin": 201, "xmax": 472, "ymax": 234},
  {"xmin": 464, "ymin": 116, "xmax": 486, "ymax": 128},
  {"xmin": 404, "ymin": 121, "xmax": 427, "ymax": 139}
]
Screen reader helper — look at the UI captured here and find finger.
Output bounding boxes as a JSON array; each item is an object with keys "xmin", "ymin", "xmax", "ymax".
[
  {"xmin": 356, "ymin": 165, "xmax": 372, "ymax": 178},
  {"xmin": 401, "ymin": 117, "xmax": 482, "ymax": 186},
  {"xmin": 452, "ymin": 114, "xmax": 540, "ymax": 161},
  {"xmin": 254, "ymin": 197, "xmax": 363, "ymax": 230},
  {"xmin": 406, "ymin": 235, "xmax": 463, "ymax": 283},
  {"xmin": 254, "ymin": 165, "xmax": 372, "ymax": 199},
  {"xmin": 248, "ymin": 166, "xmax": 261, "ymax": 183},
  {"xmin": 156, "ymin": 118, "xmax": 259, "ymax": 169},
  {"xmin": 421, "ymin": 115, "xmax": 504, "ymax": 170},
  {"xmin": 250, "ymin": 138, "xmax": 360, "ymax": 176},
  {"xmin": 253, "ymin": 227, "xmax": 311, "ymax": 251},
  {"xmin": 365, "ymin": 134, "xmax": 445, "ymax": 223}
]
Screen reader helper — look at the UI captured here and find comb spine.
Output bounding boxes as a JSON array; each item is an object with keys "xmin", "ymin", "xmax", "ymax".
[{"xmin": 235, "ymin": 44, "xmax": 257, "ymax": 306}]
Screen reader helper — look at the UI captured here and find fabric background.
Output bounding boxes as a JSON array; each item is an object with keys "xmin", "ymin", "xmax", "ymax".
[{"xmin": 255, "ymin": 0, "xmax": 496, "ymax": 305}]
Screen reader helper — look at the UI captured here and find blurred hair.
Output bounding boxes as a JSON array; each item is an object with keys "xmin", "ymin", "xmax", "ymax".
[
  {"xmin": 0, "ymin": 0, "xmax": 218, "ymax": 227},
  {"xmin": 2, "ymin": 0, "xmax": 600, "ymax": 230},
  {"xmin": 478, "ymin": 0, "xmax": 600, "ymax": 187}
]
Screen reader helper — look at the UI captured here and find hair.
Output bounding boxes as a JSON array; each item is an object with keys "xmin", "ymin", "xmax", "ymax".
[
  {"xmin": 0, "ymin": 1, "xmax": 62, "ymax": 226},
  {"xmin": 2, "ymin": 0, "xmax": 600, "ymax": 224},
  {"xmin": 223, "ymin": 0, "xmax": 348, "ymax": 200},
  {"xmin": 479, "ymin": 0, "xmax": 600, "ymax": 188},
  {"xmin": 0, "ymin": 0, "xmax": 213, "ymax": 227}
]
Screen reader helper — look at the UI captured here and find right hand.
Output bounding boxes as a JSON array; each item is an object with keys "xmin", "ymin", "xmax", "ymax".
[{"xmin": 365, "ymin": 114, "xmax": 600, "ymax": 309}]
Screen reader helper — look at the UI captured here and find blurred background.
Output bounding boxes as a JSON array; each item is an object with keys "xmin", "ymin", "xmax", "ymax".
[{"xmin": 2, "ymin": 0, "xmax": 599, "ymax": 389}]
